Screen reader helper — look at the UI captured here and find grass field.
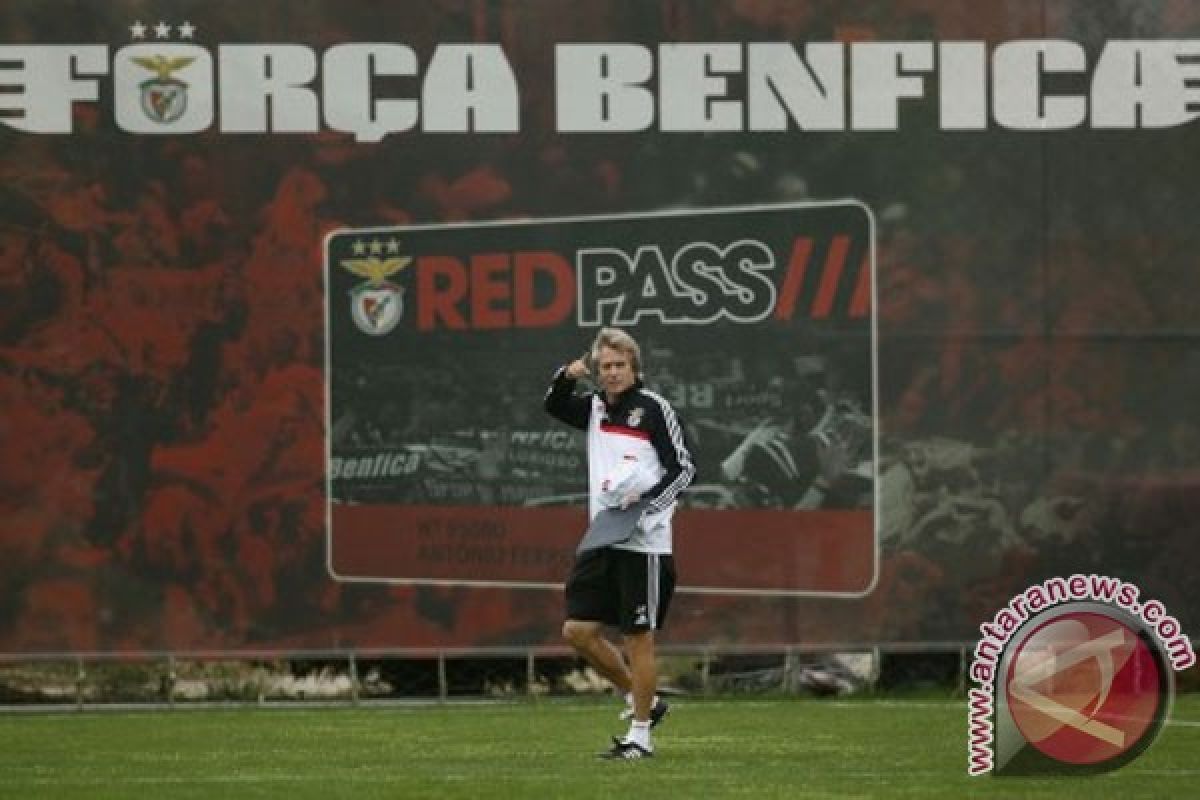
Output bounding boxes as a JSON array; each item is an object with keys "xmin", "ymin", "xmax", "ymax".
[{"xmin": 2, "ymin": 694, "xmax": 1198, "ymax": 799}]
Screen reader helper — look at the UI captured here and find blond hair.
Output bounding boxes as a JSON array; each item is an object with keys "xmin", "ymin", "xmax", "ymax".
[{"xmin": 590, "ymin": 327, "xmax": 642, "ymax": 376}]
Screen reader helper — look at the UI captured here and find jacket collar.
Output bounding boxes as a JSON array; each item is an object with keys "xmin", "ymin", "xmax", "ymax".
[{"xmin": 602, "ymin": 377, "xmax": 644, "ymax": 410}]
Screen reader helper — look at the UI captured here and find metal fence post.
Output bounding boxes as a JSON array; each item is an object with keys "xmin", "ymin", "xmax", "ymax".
[
  {"xmin": 526, "ymin": 650, "xmax": 537, "ymax": 701},
  {"xmin": 74, "ymin": 658, "xmax": 86, "ymax": 712},
  {"xmin": 166, "ymin": 654, "xmax": 176, "ymax": 709},
  {"xmin": 437, "ymin": 653, "xmax": 448, "ymax": 703},
  {"xmin": 348, "ymin": 652, "xmax": 360, "ymax": 707},
  {"xmin": 957, "ymin": 644, "xmax": 968, "ymax": 697},
  {"xmin": 870, "ymin": 646, "xmax": 882, "ymax": 695}
]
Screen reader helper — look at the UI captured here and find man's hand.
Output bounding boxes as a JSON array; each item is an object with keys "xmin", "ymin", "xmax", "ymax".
[
  {"xmin": 619, "ymin": 491, "xmax": 641, "ymax": 510},
  {"xmin": 565, "ymin": 353, "xmax": 591, "ymax": 380}
]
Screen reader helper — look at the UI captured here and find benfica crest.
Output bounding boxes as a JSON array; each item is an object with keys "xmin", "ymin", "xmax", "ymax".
[
  {"xmin": 132, "ymin": 55, "xmax": 195, "ymax": 124},
  {"xmin": 342, "ymin": 255, "xmax": 411, "ymax": 336}
]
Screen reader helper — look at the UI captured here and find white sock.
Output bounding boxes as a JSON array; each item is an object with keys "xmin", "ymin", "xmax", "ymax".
[{"xmin": 625, "ymin": 719, "xmax": 652, "ymax": 750}]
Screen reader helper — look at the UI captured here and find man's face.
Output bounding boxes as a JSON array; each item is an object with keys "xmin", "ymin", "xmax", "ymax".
[{"xmin": 596, "ymin": 345, "xmax": 636, "ymax": 398}]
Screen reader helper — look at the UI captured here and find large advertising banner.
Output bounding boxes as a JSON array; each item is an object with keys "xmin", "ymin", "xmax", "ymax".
[
  {"xmin": 325, "ymin": 203, "xmax": 876, "ymax": 594},
  {"xmin": 1, "ymin": 1, "xmax": 1199, "ymax": 654}
]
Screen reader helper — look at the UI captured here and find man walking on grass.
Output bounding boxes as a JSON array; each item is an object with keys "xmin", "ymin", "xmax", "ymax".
[{"xmin": 544, "ymin": 327, "xmax": 696, "ymax": 760}]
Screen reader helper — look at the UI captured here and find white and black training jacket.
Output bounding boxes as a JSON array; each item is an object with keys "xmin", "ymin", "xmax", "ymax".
[{"xmin": 544, "ymin": 367, "xmax": 696, "ymax": 554}]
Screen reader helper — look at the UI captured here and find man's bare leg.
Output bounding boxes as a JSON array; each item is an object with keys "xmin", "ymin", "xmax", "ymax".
[
  {"xmin": 563, "ymin": 619, "xmax": 632, "ymax": 693},
  {"xmin": 623, "ymin": 630, "xmax": 656, "ymax": 722}
]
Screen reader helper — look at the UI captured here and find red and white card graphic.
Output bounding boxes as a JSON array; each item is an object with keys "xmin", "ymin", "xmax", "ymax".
[{"xmin": 323, "ymin": 202, "xmax": 878, "ymax": 595}]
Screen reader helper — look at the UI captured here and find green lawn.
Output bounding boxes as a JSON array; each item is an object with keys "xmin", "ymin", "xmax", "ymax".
[{"xmin": 1, "ymin": 695, "xmax": 1197, "ymax": 799}]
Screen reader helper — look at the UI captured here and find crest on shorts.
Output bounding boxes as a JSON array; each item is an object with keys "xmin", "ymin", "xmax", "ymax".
[
  {"xmin": 342, "ymin": 254, "xmax": 412, "ymax": 336},
  {"xmin": 132, "ymin": 55, "xmax": 195, "ymax": 124},
  {"xmin": 626, "ymin": 408, "xmax": 645, "ymax": 427}
]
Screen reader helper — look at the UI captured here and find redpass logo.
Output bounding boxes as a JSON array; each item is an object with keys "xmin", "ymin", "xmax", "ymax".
[{"xmin": 325, "ymin": 203, "xmax": 873, "ymax": 334}]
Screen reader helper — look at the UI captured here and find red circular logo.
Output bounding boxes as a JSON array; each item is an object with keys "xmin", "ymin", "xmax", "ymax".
[{"xmin": 1006, "ymin": 611, "xmax": 1163, "ymax": 766}]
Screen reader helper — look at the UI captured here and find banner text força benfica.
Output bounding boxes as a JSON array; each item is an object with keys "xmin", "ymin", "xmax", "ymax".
[{"xmin": 2, "ymin": 40, "xmax": 1198, "ymax": 139}]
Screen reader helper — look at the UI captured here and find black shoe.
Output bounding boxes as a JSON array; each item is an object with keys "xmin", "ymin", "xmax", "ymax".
[
  {"xmin": 619, "ymin": 698, "xmax": 671, "ymax": 728},
  {"xmin": 650, "ymin": 698, "xmax": 670, "ymax": 728},
  {"xmin": 599, "ymin": 738, "xmax": 654, "ymax": 760}
]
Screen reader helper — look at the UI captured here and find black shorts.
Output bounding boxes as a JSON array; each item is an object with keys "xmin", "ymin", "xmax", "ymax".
[{"xmin": 565, "ymin": 548, "xmax": 676, "ymax": 634}]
